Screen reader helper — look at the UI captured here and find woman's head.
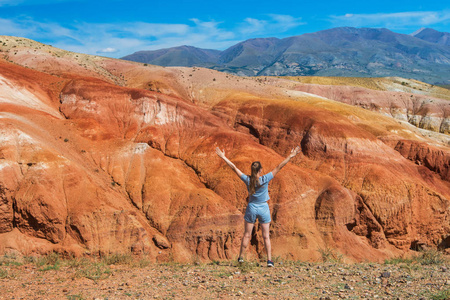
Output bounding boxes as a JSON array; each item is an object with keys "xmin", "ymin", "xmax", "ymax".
[
  {"xmin": 251, "ymin": 161, "xmax": 262, "ymax": 175},
  {"xmin": 249, "ymin": 161, "xmax": 262, "ymax": 194}
]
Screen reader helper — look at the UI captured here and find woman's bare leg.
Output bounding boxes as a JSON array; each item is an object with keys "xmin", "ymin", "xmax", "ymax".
[
  {"xmin": 239, "ymin": 221, "xmax": 255, "ymax": 259},
  {"xmin": 260, "ymin": 222, "xmax": 272, "ymax": 261}
]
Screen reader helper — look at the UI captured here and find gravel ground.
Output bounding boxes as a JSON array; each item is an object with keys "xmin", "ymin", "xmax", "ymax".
[{"xmin": 0, "ymin": 255, "xmax": 449, "ymax": 300}]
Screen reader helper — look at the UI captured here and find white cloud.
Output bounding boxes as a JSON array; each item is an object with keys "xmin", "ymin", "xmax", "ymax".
[
  {"xmin": 268, "ymin": 14, "xmax": 305, "ymax": 29},
  {"xmin": 0, "ymin": 0, "xmax": 87, "ymax": 6},
  {"xmin": 0, "ymin": 17, "xmax": 73, "ymax": 39},
  {"xmin": 241, "ymin": 18, "xmax": 267, "ymax": 34},
  {"xmin": 0, "ymin": 14, "xmax": 305, "ymax": 57},
  {"xmin": 0, "ymin": 0, "xmax": 23, "ymax": 6},
  {"xmin": 330, "ymin": 11, "xmax": 450, "ymax": 30},
  {"xmin": 189, "ymin": 18, "xmax": 235, "ymax": 40},
  {"xmin": 97, "ymin": 47, "xmax": 118, "ymax": 54},
  {"xmin": 240, "ymin": 14, "xmax": 305, "ymax": 35},
  {"xmin": 125, "ymin": 22, "xmax": 189, "ymax": 37}
]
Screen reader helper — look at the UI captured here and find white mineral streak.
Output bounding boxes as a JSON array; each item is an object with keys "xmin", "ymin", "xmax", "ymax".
[
  {"xmin": 285, "ymin": 89, "xmax": 330, "ymax": 100},
  {"xmin": 134, "ymin": 143, "xmax": 149, "ymax": 154},
  {"xmin": 139, "ymin": 97, "xmax": 184, "ymax": 125},
  {"xmin": 0, "ymin": 127, "xmax": 35, "ymax": 145},
  {"xmin": 0, "ymin": 75, "xmax": 62, "ymax": 119}
]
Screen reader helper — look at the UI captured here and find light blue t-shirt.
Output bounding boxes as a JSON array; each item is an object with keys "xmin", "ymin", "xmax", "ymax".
[{"xmin": 240, "ymin": 172, "xmax": 274, "ymax": 203}]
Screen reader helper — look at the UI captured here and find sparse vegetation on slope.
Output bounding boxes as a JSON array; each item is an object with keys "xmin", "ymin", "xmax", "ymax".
[
  {"xmin": 280, "ymin": 76, "xmax": 386, "ymax": 91},
  {"xmin": 281, "ymin": 76, "xmax": 450, "ymax": 100}
]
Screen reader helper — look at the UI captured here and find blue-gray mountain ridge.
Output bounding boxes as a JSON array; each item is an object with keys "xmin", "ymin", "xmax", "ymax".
[{"xmin": 121, "ymin": 27, "xmax": 450, "ymax": 84}]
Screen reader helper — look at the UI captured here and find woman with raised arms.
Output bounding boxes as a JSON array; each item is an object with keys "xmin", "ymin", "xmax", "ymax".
[{"xmin": 216, "ymin": 146, "xmax": 301, "ymax": 267}]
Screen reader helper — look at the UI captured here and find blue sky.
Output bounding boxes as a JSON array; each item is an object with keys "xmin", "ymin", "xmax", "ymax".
[{"xmin": 0, "ymin": 0, "xmax": 449, "ymax": 58}]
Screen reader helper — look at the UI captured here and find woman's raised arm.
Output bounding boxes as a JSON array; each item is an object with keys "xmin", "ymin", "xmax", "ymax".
[
  {"xmin": 271, "ymin": 146, "xmax": 301, "ymax": 177},
  {"xmin": 216, "ymin": 147, "xmax": 244, "ymax": 178}
]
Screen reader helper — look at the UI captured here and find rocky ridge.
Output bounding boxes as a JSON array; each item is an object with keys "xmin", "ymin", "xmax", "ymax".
[{"xmin": 122, "ymin": 27, "xmax": 450, "ymax": 84}]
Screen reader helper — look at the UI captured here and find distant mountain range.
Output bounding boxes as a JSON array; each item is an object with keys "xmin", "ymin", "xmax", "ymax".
[
  {"xmin": 411, "ymin": 28, "xmax": 450, "ymax": 46},
  {"xmin": 121, "ymin": 27, "xmax": 450, "ymax": 84}
]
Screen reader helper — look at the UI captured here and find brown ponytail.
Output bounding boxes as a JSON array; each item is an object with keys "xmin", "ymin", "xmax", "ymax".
[{"xmin": 249, "ymin": 161, "xmax": 262, "ymax": 195}]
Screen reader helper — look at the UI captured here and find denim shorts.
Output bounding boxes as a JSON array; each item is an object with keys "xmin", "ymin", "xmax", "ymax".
[{"xmin": 244, "ymin": 202, "xmax": 271, "ymax": 224}]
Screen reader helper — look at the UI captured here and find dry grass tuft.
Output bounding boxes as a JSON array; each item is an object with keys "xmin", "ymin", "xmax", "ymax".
[{"xmin": 317, "ymin": 246, "xmax": 344, "ymax": 263}]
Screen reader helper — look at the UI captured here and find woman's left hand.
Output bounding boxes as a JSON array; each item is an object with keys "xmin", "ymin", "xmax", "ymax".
[{"xmin": 216, "ymin": 147, "xmax": 226, "ymax": 158}]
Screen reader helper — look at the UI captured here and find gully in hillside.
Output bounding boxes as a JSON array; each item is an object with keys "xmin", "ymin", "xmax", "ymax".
[{"xmin": 215, "ymin": 146, "xmax": 301, "ymax": 267}]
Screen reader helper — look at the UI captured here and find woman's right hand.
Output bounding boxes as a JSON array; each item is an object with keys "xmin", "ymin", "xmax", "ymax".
[{"xmin": 289, "ymin": 146, "xmax": 301, "ymax": 158}]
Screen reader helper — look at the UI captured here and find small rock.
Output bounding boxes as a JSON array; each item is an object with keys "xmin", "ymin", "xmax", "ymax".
[
  {"xmin": 440, "ymin": 266, "xmax": 447, "ymax": 272},
  {"xmin": 152, "ymin": 235, "xmax": 170, "ymax": 249},
  {"xmin": 344, "ymin": 283, "xmax": 353, "ymax": 290},
  {"xmin": 446, "ymin": 280, "xmax": 450, "ymax": 285},
  {"xmin": 381, "ymin": 271, "xmax": 391, "ymax": 278}
]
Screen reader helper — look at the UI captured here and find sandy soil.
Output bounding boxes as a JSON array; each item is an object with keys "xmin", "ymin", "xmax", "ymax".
[{"xmin": 0, "ymin": 255, "xmax": 449, "ymax": 300}]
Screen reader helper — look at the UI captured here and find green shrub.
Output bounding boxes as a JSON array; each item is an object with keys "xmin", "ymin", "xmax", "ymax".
[
  {"xmin": 417, "ymin": 249, "xmax": 445, "ymax": 265},
  {"xmin": 236, "ymin": 261, "xmax": 259, "ymax": 274},
  {"xmin": 318, "ymin": 246, "xmax": 343, "ymax": 263},
  {"xmin": 384, "ymin": 257, "xmax": 414, "ymax": 265},
  {"xmin": 74, "ymin": 262, "xmax": 111, "ymax": 281},
  {"xmin": 0, "ymin": 254, "xmax": 23, "ymax": 266},
  {"xmin": 66, "ymin": 256, "xmax": 91, "ymax": 268},
  {"xmin": 66, "ymin": 294, "xmax": 85, "ymax": 300},
  {"xmin": 429, "ymin": 289, "xmax": 450, "ymax": 300},
  {"xmin": 36, "ymin": 252, "xmax": 61, "ymax": 271},
  {"xmin": 385, "ymin": 249, "xmax": 446, "ymax": 266},
  {"xmin": 101, "ymin": 253, "xmax": 134, "ymax": 265},
  {"xmin": 0, "ymin": 269, "xmax": 13, "ymax": 279}
]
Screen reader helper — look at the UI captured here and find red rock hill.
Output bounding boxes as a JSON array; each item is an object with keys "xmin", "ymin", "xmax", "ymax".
[{"xmin": 0, "ymin": 36, "xmax": 448, "ymax": 262}]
